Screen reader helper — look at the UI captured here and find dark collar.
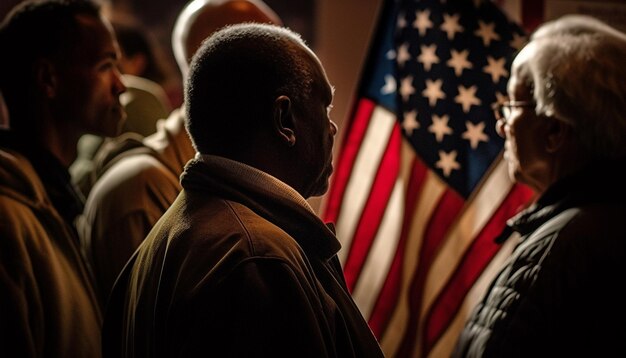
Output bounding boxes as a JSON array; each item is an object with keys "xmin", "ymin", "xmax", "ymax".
[
  {"xmin": 496, "ymin": 157, "xmax": 626, "ymax": 242},
  {"xmin": 28, "ymin": 149, "xmax": 85, "ymax": 226}
]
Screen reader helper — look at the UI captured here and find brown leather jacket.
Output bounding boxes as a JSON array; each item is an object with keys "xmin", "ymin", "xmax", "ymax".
[{"xmin": 103, "ymin": 155, "xmax": 384, "ymax": 357}]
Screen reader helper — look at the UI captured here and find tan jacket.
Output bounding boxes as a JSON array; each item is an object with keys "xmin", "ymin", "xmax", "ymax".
[
  {"xmin": 0, "ymin": 148, "xmax": 102, "ymax": 357},
  {"xmin": 78, "ymin": 109, "xmax": 195, "ymax": 307}
]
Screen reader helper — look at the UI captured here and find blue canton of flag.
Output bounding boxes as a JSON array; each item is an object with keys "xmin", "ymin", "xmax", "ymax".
[{"xmin": 365, "ymin": 0, "xmax": 526, "ymax": 198}]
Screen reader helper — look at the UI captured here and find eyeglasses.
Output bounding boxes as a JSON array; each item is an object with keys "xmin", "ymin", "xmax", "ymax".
[{"xmin": 493, "ymin": 101, "xmax": 535, "ymax": 123}]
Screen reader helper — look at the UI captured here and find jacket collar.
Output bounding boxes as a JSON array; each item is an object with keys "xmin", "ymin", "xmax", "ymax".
[
  {"xmin": 180, "ymin": 154, "xmax": 341, "ymax": 261},
  {"xmin": 500, "ymin": 156, "xmax": 626, "ymax": 240}
]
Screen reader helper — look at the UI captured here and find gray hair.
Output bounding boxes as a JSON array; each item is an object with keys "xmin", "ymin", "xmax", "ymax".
[{"xmin": 513, "ymin": 17, "xmax": 626, "ymax": 159}]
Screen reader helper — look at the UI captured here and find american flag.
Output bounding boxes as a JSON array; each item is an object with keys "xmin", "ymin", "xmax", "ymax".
[{"xmin": 322, "ymin": 0, "xmax": 535, "ymax": 357}]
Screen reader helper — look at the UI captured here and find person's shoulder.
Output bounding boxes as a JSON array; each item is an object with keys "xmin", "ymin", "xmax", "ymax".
[
  {"xmin": 121, "ymin": 74, "xmax": 172, "ymax": 113},
  {"xmin": 0, "ymin": 148, "xmax": 49, "ymax": 210},
  {"xmin": 548, "ymin": 203, "xmax": 626, "ymax": 266},
  {"xmin": 220, "ymin": 201, "xmax": 306, "ymax": 259},
  {"xmin": 88, "ymin": 152, "xmax": 175, "ymax": 202}
]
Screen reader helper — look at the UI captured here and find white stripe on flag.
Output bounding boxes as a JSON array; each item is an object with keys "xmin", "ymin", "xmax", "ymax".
[
  {"xmin": 381, "ymin": 170, "xmax": 446, "ymax": 356},
  {"xmin": 352, "ymin": 178, "xmax": 404, "ymax": 317},
  {"xmin": 428, "ymin": 231, "xmax": 520, "ymax": 358},
  {"xmin": 336, "ymin": 106, "xmax": 396, "ymax": 264},
  {"xmin": 421, "ymin": 158, "xmax": 513, "ymax": 319}
]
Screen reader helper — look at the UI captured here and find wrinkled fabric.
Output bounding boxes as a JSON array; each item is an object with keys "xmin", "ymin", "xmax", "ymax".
[
  {"xmin": 103, "ymin": 155, "xmax": 384, "ymax": 358},
  {"xmin": 453, "ymin": 158, "xmax": 626, "ymax": 358},
  {"xmin": 0, "ymin": 148, "xmax": 102, "ymax": 358},
  {"xmin": 78, "ymin": 109, "xmax": 194, "ymax": 307}
]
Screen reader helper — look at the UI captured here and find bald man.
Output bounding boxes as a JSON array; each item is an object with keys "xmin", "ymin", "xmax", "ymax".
[
  {"xmin": 103, "ymin": 22, "xmax": 384, "ymax": 358},
  {"xmin": 76, "ymin": 0, "xmax": 281, "ymax": 308}
]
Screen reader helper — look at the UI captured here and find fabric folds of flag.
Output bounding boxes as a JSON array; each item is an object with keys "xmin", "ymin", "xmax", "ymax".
[{"xmin": 322, "ymin": 0, "xmax": 535, "ymax": 357}]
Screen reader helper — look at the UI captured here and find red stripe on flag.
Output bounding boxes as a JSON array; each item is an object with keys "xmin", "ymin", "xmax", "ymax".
[
  {"xmin": 343, "ymin": 124, "xmax": 402, "ymax": 291},
  {"xmin": 366, "ymin": 157, "xmax": 429, "ymax": 338},
  {"xmin": 421, "ymin": 183, "xmax": 535, "ymax": 356},
  {"xmin": 323, "ymin": 98, "xmax": 376, "ymax": 224},
  {"xmin": 396, "ymin": 188, "xmax": 465, "ymax": 357}
]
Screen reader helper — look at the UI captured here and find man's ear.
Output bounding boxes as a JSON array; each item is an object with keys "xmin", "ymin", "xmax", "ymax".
[
  {"xmin": 35, "ymin": 59, "xmax": 58, "ymax": 99},
  {"xmin": 545, "ymin": 116, "xmax": 570, "ymax": 153},
  {"xmin": 273, "ymin": 95, "xmax": 296, "ymax": 147}
]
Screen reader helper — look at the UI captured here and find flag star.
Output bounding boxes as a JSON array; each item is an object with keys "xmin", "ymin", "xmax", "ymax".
[
  {"xmin": 381, "ymin": 74, "xmax": 396, "ymax": 95},
  {"xmin": 422, "ymin": 78, "xmax": 446, "ymax": 106},
  {"xmin": 510, "ymin": 32, "xmax": 527, "ymax": 50},
  {"xmin": 418, "ymin": 44, "xmax": 439, "ymax": 71},
  {"xmin": 483, "ymin": 56, "xmax": 508, "ymax": 83},
  {"xmin": 397, "ymin": 13, "xmax": 407, "ymax": 29},
  {"xmin": 386, "ymin": 49, "xmax": 396, "ymax": 60},
  {"xmin": 474, "ymin": 20, "xmax": 501, "ymax": 47},
  {"xmin": 413, "ymin": 9, "xmax": 433, "ymax": 36},
  {"xmin": 400, "ymin": 75, "xmax": 415, "ymax": 102},
  {"xmin": 436, "ymin": 150, "xmax": 461, "ymax": 177},
  {"xmin": 440, "ymin": 13, "xmax": 463, "ymax": 40},
  {"xmin": 402, "ymin": 110, "xmax": 420, "ymax": 135},
  {"xmin": 397, "ymin": 42, "xmax": 411, "ymax": 67},
  {"xmin": 428, "ymin": 114, "xmax": 453, "ymax": 142},
  {"xmin": 462, "ymin": 121, "xmax": 489, "ymax": 149},
  {"xmin": 495, "ymin": 91, "xmax": 508, "ymax": 104},
  {"xmin": 447, "ymin": 49, "xmax": 472, "ymax": 76},
  {"xmin": 455, "ymin": 85, "xmax": 482, "ymax": 113}
]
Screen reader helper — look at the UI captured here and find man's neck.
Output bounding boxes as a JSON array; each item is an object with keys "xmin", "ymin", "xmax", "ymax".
[{"xmin": 39, "ymin": 120, "xmax": 81, "ymax": 168}]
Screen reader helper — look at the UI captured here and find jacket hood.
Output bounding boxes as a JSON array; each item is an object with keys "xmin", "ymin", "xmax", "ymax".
[{"xmin": 0, "ymin": 149, "xmax": 52, "ymax": 211}]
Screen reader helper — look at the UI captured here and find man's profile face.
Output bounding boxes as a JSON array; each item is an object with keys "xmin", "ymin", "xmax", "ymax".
[
  {"xmin": 293, "ymin": 47, "xmax": 337, "ymax": 198},
  {"xmin": 53, "ymin": 14, "xmax": 126, "ymax": 138}
]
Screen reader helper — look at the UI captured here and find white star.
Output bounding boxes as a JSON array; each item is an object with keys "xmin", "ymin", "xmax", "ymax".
[
  {"xmin": 397, "ymin": 42, "xmax": 411, "ymax": 68},
  {"xmin": 462, "ymin": 121, "xmax": 489, "ymax": 149},
  {"xmin": 402, "ymin": 110, "xmax": 420, "ymax": 135},
  {"xmin": 418, "ymin": 44, "xmax": 439, "ymax": 71},
  {"xmin": 386, "ymin": 49, "xmax": 396, "ymax": 60},
  {"xmin": 483, "ymin": 56, "xmax": 508, "ymax": 83},
  {"xmin": 455, "ymin": 85, "xmax": 482, "ymax": 113},
  {"xmin": 397, "ymin": 12, "xmax": 407, "ymax": 29},
  {"xmin": 428, "ymin": 114, "xmax": 453, "ymax": 142},
  {"xmin": 510, "ymin": 32, "xmax": 527, "ymax": 50},
  {"xmin": 440, "ymin": 13, "xmax": 463, "ymax": 40},
  {"xmin": 447, "ymin": 49, "xmax": 472, "ymax": 77},
  {"xmin": 413, "ymin": 9, "xmax": 433, "ymax": 36},
  {"xmin": 474, "ymin": 20, "xmax": 501, "ymax": 47},
  {"xmin": 422, "ymin": 78, "xmax": 446, "ymax": 107},
  {"xmin": 400, "ymin": 76, "xmax": 415, "ymax": 102},
  {"xmin": 436, "ymin": 150, "xmax": 461, "ymax": 177},
  {"xmin": 381, "ymin": 74, "xmax": 396, "ymax": 95}
]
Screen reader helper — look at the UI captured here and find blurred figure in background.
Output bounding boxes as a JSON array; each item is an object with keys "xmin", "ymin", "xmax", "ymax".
[
  {"xmin": 453, "ymin": 15, "xmax": 626, "ymax": 358},
  {"xmin": 77, "ymin": 0, "xmax": 281, "ymax": 308},
  {"xmin": 0, "ymin": 0, "xmax": 126, "ymax": 356},
  {"xmin": 113, "ymin": 18, "xmax": 173, "ymax": 136}
]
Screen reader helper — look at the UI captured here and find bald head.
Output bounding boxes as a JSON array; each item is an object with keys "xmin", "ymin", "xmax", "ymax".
[{"xmin": 172, "ymin": 0, "xmax": 281, "ymax": 78}]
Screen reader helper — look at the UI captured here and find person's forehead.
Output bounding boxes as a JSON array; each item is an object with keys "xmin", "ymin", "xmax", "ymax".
[
  {"xmin": 301, "ymin": 46, "xmax": 333, "ymax": 100},
  {"xmin": 69, "ymin": 14, "xmax": 117, "ymax": 63}
]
